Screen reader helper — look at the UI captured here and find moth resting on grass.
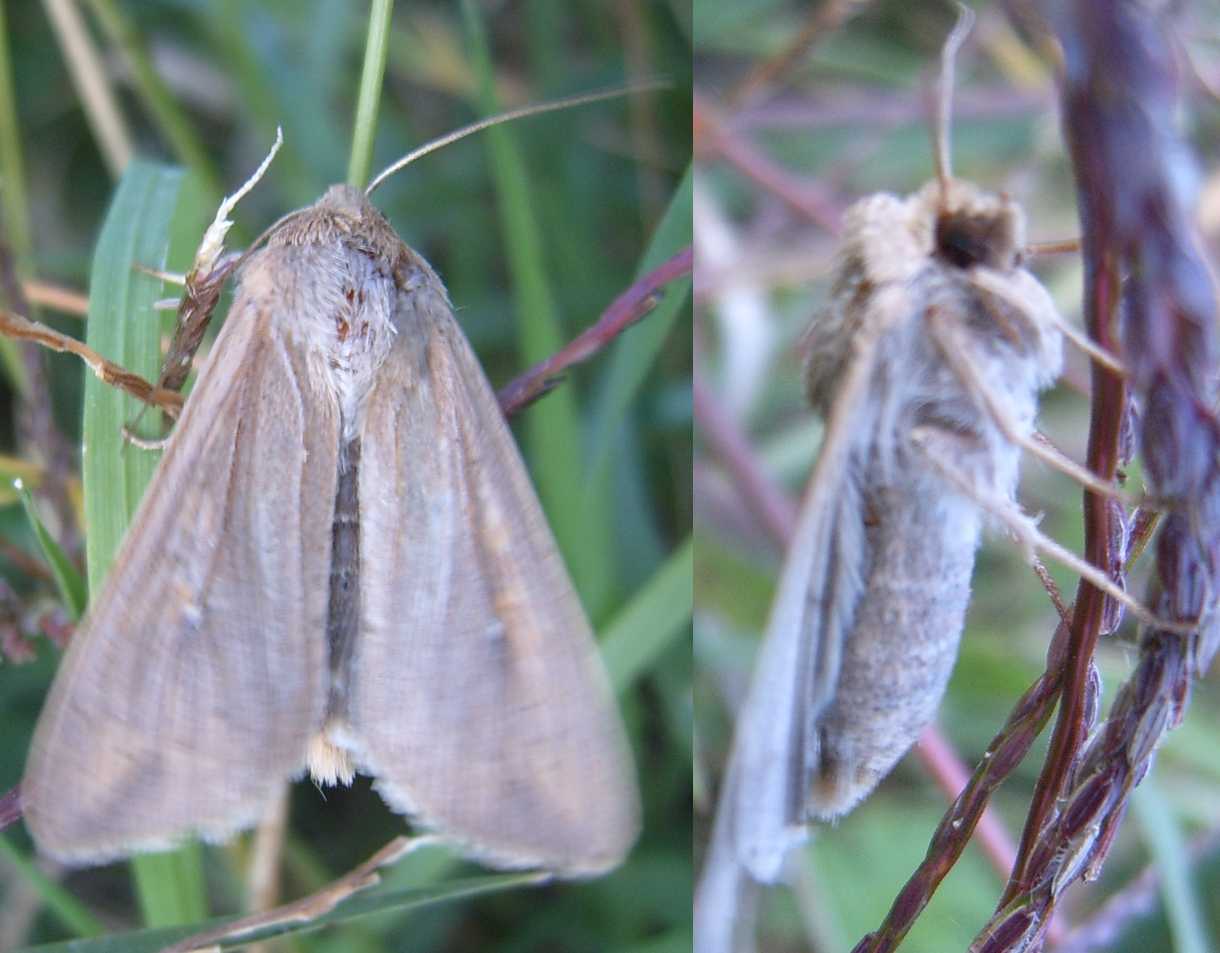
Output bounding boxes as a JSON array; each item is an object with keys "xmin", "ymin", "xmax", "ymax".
[{"xmin": 21, "ymin": 184, "xmax": 640, "ymax": 877}]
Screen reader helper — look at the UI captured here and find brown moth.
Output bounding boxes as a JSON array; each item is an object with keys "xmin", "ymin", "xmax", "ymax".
[
  {"xmin": 692, "ymin": 10, "xmax": 1101, "ymax": 950},
  {"xmin": 22, "ymin": 180, "xmax": 639, "ymax": 875}
]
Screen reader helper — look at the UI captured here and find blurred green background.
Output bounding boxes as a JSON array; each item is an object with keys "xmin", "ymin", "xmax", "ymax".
[
  {"xmin": 694, "ymin": 2, "xmax": 1220, "ymax": 952},
  {"xmin": 0, "ymin": 1, "xmax": 692, "ymax": 951}
]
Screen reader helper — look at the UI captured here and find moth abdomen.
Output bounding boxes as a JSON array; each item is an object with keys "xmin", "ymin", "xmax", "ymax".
[{"xmin": 807, "ymin": 479, "xmax": 981, "ymax": 818}]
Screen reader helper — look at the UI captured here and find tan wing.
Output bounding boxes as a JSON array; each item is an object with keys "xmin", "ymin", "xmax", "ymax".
[
  {"xmin": 23, "ymin": 267, "xmax": 339, "ymax": 864},
  {"xmin": 347, "ymin": 291, "xmax": 640, "ymax": 876},
  {"xmin": 695, "ymin": 291, "xmax": 900, "ymax": 951}
]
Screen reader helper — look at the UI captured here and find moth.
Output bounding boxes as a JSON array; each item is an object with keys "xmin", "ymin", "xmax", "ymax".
[
  {"xmin": 719, "ymin": 172, "xmax": 1063, "ymax": 876},
  {"xmin": 693, "ymin": 10, "xmax": 1146, "ymax": 950},
  {"xmin": 22, "ymin": 146, "xmax": 639, "ymax": 874}
]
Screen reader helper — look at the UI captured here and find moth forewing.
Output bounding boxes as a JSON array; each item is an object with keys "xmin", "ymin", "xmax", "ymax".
[
  {"xmin": 722, "ymin": 293, "xmax": 893, "ymax": 883},
  {"xmin": 23, "ymin": 278, "xmax": 337, "ymax": 863},
  {"xmin": 342, "ymin": 237, "xmax": 640, "ymax": 874},
  {"xmin": 23, "ymin": 185, "xmax": 639, "ymax": 875}
]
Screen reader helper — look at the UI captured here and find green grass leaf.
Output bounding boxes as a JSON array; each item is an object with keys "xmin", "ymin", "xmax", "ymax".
[
  {"xmin": 15, "ymin": 483, "xmax": 86, "ymax": 620},
  {"xmin": 0, "ymin": 837, "xmax": 104, "ymax": 939},
  {"xmin": 1133, "ymin": 778, "xmax": 1215, "ymax": 953},
  {"xmin": 603, "ymin": 535, "xmax": 693, "ymax": 693},
  {"xmin": 0, "ymin": 0, "xmax": 30, "ymax": 390},
  {"xmin": 460, "ymin": 0, "xmax": 614, "ymax": 617},
  {"xmin": 81, "ymin": 159, "xmax": 208, "ymax": 927},
  {"xmin": 347, "ymin": 0, "xmax": 394, "ymax": 189}
]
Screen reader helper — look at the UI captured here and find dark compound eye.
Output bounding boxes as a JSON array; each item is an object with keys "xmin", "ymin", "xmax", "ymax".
[{"xmin": 935, "ymin": 211, "xmax": 1016, "ymax": 270}]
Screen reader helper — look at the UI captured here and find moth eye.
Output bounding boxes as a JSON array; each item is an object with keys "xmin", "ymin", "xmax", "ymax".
[{"xmin": 935, "ymin": 211, "xmax": 1015, "ymax": 271}]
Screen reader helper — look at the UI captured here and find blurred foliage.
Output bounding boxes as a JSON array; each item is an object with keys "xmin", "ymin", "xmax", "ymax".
[
  {"xmin": 0, "ymin": 1, "xmax": 692, "ymax": 951},
  {"xmin": 694, "ymin": 1, "xmax": 1220, "ymax": 951}
]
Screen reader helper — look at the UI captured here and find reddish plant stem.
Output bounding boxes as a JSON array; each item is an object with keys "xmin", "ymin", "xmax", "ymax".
[
  {"xmin": 694, "ymin": 91, "xmax": 843, "ymax": 232},
  {"xmin": 727, "ymin": 0, "xmax": 859, "ymax": 107},
  {"xmin": 916, "ymin": 727, "xmax": 1017, "ymax": 879},
  {"xmin": 692, "ymin": 374, "xmax": 796, "ymax": 544},
  {"xmin": 971, "ymin": 3, "xmax": 1220, "ymax": 948},
  {"xmin": 496, "ymin": 246, "xmax": 692, "ymax": 416},
  {"xmin": 1004, "ymin": 254, "xmax": 1124, "ymax": 904}
]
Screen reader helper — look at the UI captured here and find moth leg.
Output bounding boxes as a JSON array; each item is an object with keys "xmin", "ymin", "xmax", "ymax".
[
  {"xmin": 1048, "ymin": 312, "xmax": 1127, "ymax": 377},
  {"xmin": 909, "ymin": 425, "xmax": 1193, "ymax": 634},
  {"xmin": 925, "ymin": 307, "xmax": 1129, "ymax": 503},
  {"xmin": 969, "ymin": 266, "xmax": 1127, "ymax": 376},
  {"xmin": 134, "ymin": 263, "xmax": 188, "ymax": 286},
  {"xmin": 120, "ymin": 426, "xmax": 170, "ymax": 452},
  {"xmin": 1025, "ymin": 237, "xmax": 1081, "ymax": 256}
]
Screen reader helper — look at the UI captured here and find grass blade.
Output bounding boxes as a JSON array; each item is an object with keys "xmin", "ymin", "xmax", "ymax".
[
  {"xmin": 0, "ymin": 0, "xmax": 30, "ymax": 389},
  {"xmin": 1132, "ymin": 779, "xmax": 1214, "ymax": 953},
  {"xmin": 81, "ymin": 160, "xmax": 208, "ymax": 927},
  {"xmin": 82, "ymin": 0, "xmax": 223, "ymax": 204},
  {"xmin": 459, "ymin": 0, "xmax": 613, "ymax": 615},
  {"xmin": 15, "ymin": 482, "xmax": 86, "ymax": 619},
  {"xmin": 0, "ymin": 836, "xmax": 103, "ymax": 939},
  {"xmin": 347, "ymin": 0, "xmax": 395, "ymax": 189},
  {"xmin": 603, "ymin": 534, "xmax": 693, "ymax": 693}
]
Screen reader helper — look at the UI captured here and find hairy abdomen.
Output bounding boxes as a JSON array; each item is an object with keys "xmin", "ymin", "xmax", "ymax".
[{"xmin": 808, "ymin": 479, "xmax": 981, "ymax": 818}]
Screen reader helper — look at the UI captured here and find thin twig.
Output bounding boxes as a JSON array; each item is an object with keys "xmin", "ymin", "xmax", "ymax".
[
  {"xmin": 246, "ymin": 787, "xmax": 291, "ymax": 953},
  {"xmin": 728, "ymin": 0, "xmax": 861, "ymax": 106},
  {"xmin": 0, "ymin": 226, "xmax": 80, "ymax": 556},
  {"xmin": 692, "ymin": 374, "xmax": 796, "ymax": 544},
  {"xmin": 695, "ymin": 91, "xmax": 843, "ymax": 232},
  {"xmin": 0, "ymin": 309, "xmax": 184, "ymax": 415},
  {"xmin": 162, "ymin": 835, "xmax": 519, "ymax": 953},
  {"xmin": 496, "ymin": 246, "xmax": 692, "ymax": 416},
  {"xmin": 21, "ymin": 279, "xmax": 89, "ymax": 316},
  {"xmin": 40, "ymin": 0, "xmax": 133, "ymax": 176}
]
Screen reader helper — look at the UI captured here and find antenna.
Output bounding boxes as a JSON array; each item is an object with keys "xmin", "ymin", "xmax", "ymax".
[
  {"xmin": 933, "ymin": 4, "xmax": 975, "ymax": 195},
  {"xmin": 365, "ymin": 81, "xmax": 667, "ymax": 196}
]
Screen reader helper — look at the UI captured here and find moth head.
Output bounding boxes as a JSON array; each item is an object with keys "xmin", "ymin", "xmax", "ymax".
[
  {"xmin": 269, "ymin": 185, "xmax": 407, "ymax": 269},
  {"xmin": 933, "ymin": 191, "xmax": 1023, "ymax": 272},
  {"xmin": 317, "ymin": 183, "xmax": 376, "ymax": 221}
]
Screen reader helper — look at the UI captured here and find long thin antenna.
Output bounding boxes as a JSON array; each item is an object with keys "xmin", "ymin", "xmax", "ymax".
[
  {"xmin": 365, "ymin": 81, "xmax": 667, "ymax": 195},
  {"xmin": 934, "ymin": 4, "xmax": 975, "ymax": 195}
]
